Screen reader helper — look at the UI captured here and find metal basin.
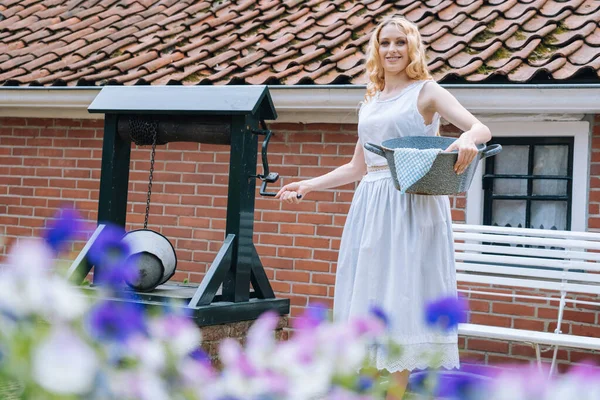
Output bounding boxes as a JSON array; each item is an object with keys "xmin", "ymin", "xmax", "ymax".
[{"xmin": 364, "ymin": 136, "xmax": 501, "ymax": 195}]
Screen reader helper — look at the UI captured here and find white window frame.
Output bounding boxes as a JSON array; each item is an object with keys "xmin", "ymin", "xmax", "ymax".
[{"xmin": 466, "ymin": 121, "xmax": 590, "ymax": 232}]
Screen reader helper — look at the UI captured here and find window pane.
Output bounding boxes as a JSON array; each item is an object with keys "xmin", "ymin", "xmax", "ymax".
[
  {"xmin": 533, "ymin": 145, "xmax": 568, "ymax": 176},
  {"xmin": 494, "ymin": 145, "xmax": 529, "ymax": 175},
  {"xmin": 532, "ymin": 179, "xmax": 568, "ymax": 196},
  {"xmin": 530, "ymin": 201, "xmax": 567, "ymax": 230},
  {"xmin": 492, "ymin": 200, "xmax": 526, "ymax": 228},
  {"xmin": 493, "ymin": 178, "xmax": 527, "ymax": 195}
]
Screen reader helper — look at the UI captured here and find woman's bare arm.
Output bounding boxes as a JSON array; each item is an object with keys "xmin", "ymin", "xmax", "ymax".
[{"xmin": 275, "ymin": 139, "xmax": 367, "ymax": 204}]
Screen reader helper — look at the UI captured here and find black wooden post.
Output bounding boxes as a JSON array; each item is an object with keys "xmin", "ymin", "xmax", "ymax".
[
  {"xmin": 95, "ymin": 113, "xmax": 131, "ymax": 284},
  {"xmin": 222, "ymin": 115, "xmax": 259, "ymax": 302},
  {"xmin": 97, "ymin": 113, "xmax": 131, "ymax": 227}
]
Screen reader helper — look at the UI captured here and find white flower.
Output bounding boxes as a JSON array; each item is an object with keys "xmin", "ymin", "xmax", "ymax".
[
  {"xmin": 32, "ymin": 326, "xmax": 98, "ymax": 395},
  {"xmin": 45, "ymin": 276, "xmax": 88, "ymax": 321},
  {"xmin": 7, "ymin": 239, "xmax": 54, "ymax": 275},
  {"xmin": 128, "ymin": 336, "xmax": 167, "ymax": 372},
  {"xmin": 149, "ymin": 314, "xmax": 201, "ymax": 357}
]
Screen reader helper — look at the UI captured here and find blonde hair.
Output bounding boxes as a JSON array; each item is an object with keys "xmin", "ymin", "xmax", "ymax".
[{"xmin": 364, "ymin": 16, "xmax": 431, "ymax": 102}]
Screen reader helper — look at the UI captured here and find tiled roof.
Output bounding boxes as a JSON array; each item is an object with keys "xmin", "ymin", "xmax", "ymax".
[{"xmin": 0, "ymin": 0, "xmax": 599, "ymax": 86}]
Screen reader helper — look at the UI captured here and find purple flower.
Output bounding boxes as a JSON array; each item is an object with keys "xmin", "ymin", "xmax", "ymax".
[
  {"xmin": 436, "ymin": 369, "xmax": 489, "ymax": 400},
  {"xmin": 369, "ymin": 305, "xmax": 390, "ymax": 328},
  {"xmin": 356, "ymin": 375, "xmax": 374, "ymax": 392},
  {"xmin": 43, "ymin": 208, "xmax": 83, "ymax": 253},
  {"xmin": 425, "ymin": 296, "xmax": 468, "ymax": 331},
  {"xmin": 88, "ymin": 300, "xmax": 146, "ymax": 343},
  {"xmin": 292, "ymin": 303, "xmax": 328, "ymax": 331},
  {"xmin": 189, "ymin": 348, "xmax": 210, "ymax": 363},
  {"xmin": 88, "ymin": 225, "xmax": 138, "ymax": 288}
]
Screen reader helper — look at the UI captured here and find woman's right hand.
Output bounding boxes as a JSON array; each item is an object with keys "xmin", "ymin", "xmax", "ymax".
[{"xmin": 275, "ymin": 181, "xmax": 312, "ymax": 204}]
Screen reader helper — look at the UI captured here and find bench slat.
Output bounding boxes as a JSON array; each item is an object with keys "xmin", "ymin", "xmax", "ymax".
[
  {"xmin": 456, "ymin": 253, "xmax": 600, "ymax": 272},
  {"xmin": 455, "ymin": 242, "xmax": 600, "ymax": 262},
  {"xmin": 458, "ymin": 323, "xmax": 600, "ymax": 351},
  {"xmin": 454, "ymin": 232, "xmax": 600, "ymax": 250},
  {"xmin": 456, "ymin": 262, "xmax": 600, "ymax": 284},
  {"xmin": 453, "ymin": 224, "xmax": 600, "ymax": 241},
  {"xmin": 456, "ymin": 273, "xmax": 600, "ymax": 295}
]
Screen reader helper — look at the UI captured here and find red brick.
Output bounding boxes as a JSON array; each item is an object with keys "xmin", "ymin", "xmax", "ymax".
[
  {"xmin": 276, "ymin": 270, "xmax": 310, "ymax": 283},
  {"xmin": 281, "ymin": 201, "xmax": 317, "ymax": 212},
  {"xmin": 278, "ymin": 294, "xmax": 308, "ymax": 306},
  {"xmin": 262, "ymin": 211, "xmax": 297, "ymax": 223},
  {"xmin": 562, "ymin": 309, "xmax": 596, "ymax": 324},
  {"xmin": 570, "ymin": 351, "xmax": 600, "ymax": 365},
  {"xmin": 178, "ymin": 217, "xmax": 210, "ymax": 228},
  {"xmin": 280, "ymin": 224, "xmax": 315, "ymax": 235},
  {"xmin": 294, "ymin": 236, "xmax": 330, "ymax": 249},
  {"xmin": 317, "ymin": 202, "xmax": 350, "ymax": 214},
  {"xmin": 283, "ymin": 155, "xmax": 320, "ymax": 165},
  {"xmin": 302, "ymin": 144, "xmax": 338, "ymax": 155},
  {"xmin": 297, "ymin": 212, "xmax": 332, "ymax": 225},
  {"xmin": 287, "ymin": 133, "xmax": 323, "ymax": 143},
  {"xmin": 259, "ymin": 234, "xmax": 293, "ymax": 246},
  {"xmin": 571, "ymin": 324, "xmax": 600, "ymax": 337},
  {"xmin": 271, "ymin": 281, "xmax": 291, "ymax": 293},
  {"xmin": 487, "ymin": 355, "xmax": 529, "ymax": 364},
  {"xmin": 468, "ymin": 299, "xmax": 490, "ymax": 312},
  {"xmin": 314, "ymin": 249, "xmax": 339, "ymax": 261},
  {"xmin": 295, "ymin": 260, "xmax": 330, "ymax": 272},
  {"xmin": 325, "ymin": 133, "xmax": 358, "ymax": 143},
  {"xmin": 53, "ymin": 119, "xmax": 82, "ymax": 127},
  {"xmin": 277, "ymin": 247, "xmax": 312, "ymax": 259},
  {"xmin": 311, "ymin": 273, "xmax": 335, "ymax": 285},
  {"xmin": 262, "ymin": 257, "xmax": 294, "ymax": 270},
  {"xmin": 316, "ymin": 226, "xmax": 343, "ymax": 237},
  {"xmin": 493, "ymin": 303, "xmax": 535, "ymax": 317},
  {"xmin": 467, "ymin": 338, "xmax": 509, "ymax": 354},
  {"xmin": 293, "ymin": 283, "xmax": 328, "ymax": 296},
  {"xmin": 337, "ymin": 144, "xmax": 356, "ymax": 155},
  {"xmin": 513, "ymin": 318, "xmax": 545, "ymax": 331},
  {"xmin": 468, "ymin": 313, "xmax": 511, "ymax": 327},
  {"xmin": 459, "ymin": 351, "xmax": 486, "ymax": 362},
  {"xmin": 320, "ymin": 156, "xmax": 348, "ymax": 167},
  {"xmin": 451, "ymin": 209, "xmax": 465, "ymax": 222}
]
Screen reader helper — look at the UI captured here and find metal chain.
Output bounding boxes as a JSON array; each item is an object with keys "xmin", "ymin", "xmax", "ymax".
[{"xmin": 144, "ymin": 120, "xmax": 158, "ymax": 230}]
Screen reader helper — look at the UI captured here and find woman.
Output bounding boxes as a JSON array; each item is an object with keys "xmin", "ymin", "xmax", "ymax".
[{"xmin": 276, "ymin": 16, "xmax": 491, "ymax": 399}]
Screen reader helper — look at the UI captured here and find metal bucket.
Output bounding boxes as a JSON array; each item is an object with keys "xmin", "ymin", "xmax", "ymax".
[
  {"xmin": 364, "ymin": 136, "xmax": 502, "ymax": 195},
  {"xmin": 121, "ymin": 229, "xmax": 177, "ymax": 292}
]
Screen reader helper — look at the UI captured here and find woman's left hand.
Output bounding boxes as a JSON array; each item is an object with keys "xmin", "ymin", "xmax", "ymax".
[{"xmin": 444, "ymin": 135, "xmax": 479, "ymax": 175}]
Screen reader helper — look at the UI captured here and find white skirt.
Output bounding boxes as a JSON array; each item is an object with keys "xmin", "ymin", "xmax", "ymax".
[{"xmin": 333, "ymin": 170, "xmax": 460, "ymax": 372}]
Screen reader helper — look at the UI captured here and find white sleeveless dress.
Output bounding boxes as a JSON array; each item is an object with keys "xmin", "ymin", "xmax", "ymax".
[{"xmin": 333, "ymin": 80, "xmax": 460, "ymax": 372}]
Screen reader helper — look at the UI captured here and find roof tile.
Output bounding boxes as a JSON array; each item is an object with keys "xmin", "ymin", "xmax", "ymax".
[
  {"xmin": 75, "ymin": 38, "xmax": 113, "ymax": 57},
  {"xmin": 21, "ymin": 53, "xmax": 59, "ymax": 72},
  {"xmin": 0, "ymin": 0, "xmax": 598, "ymax": 86}
]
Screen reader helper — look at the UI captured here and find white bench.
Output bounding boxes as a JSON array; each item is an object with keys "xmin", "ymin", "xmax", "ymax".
[{"xmin": 453, "ymin": 224, "xmax": 600, "ymax": 375}]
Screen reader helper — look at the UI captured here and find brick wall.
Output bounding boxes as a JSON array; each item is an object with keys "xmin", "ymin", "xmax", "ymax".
[
  {"xmin": 589, "ymin": 114, "xmax": 600, "ymax": 230},
  {"xmin": 0, "ymin": 116, "xmax": 598, "ymax": 371}
]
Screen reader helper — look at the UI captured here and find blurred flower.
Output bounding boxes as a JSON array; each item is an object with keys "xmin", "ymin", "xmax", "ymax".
[
  {"xmin": 436, "ymin": 369, "xmax": 491, "ymax": 400},
  {"xmin": 43, "ymin": 208, "xmax": 83, "ymax": 253},
  {"xmin": 356, "ymin": 375, "xmax": 374, "ymax": 392},
  {"xmin": 220, "ymin": 338, "xmax": 257, "ymax": 377},
  {"xmin": 0, "ymin": 242, "xmax": 87, "ymax": 322},
  {"xmin": 88, "ymin": 225, "xmax": 139, "ymax": 288},
  {"xmin": 369, "ymin": 305, "xmax": 390, "ymax": 329},
  {"xmin": 88, "ymin": 300, "xmax": 146, "ymax": 343},
  {"xmin": 292, "ymin": 303, "xmax": 328, "ymax": 332},
  {"xmin": 7, "ymin": 238, "xmax": 54, "ymax": 275},
  {"xmin": 425, "ymin": 296, "xmax": 468, "ymax": 331},
  {"xmin": 32, "ymin": 326, "xmax": 98, "ymax": 395},
  {"xmin": 148, "ymin": 313, "xmax": 201, "ymax": 357}
]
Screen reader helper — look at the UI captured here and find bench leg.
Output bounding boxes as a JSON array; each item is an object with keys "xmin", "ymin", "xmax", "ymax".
[
  {"xmin": 534, "ymin": 344, "xmax": 543, "ymax": 371},
  {"xmin": 549, "ymin": 346, "xmax": 559, "ymax": 377}
]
